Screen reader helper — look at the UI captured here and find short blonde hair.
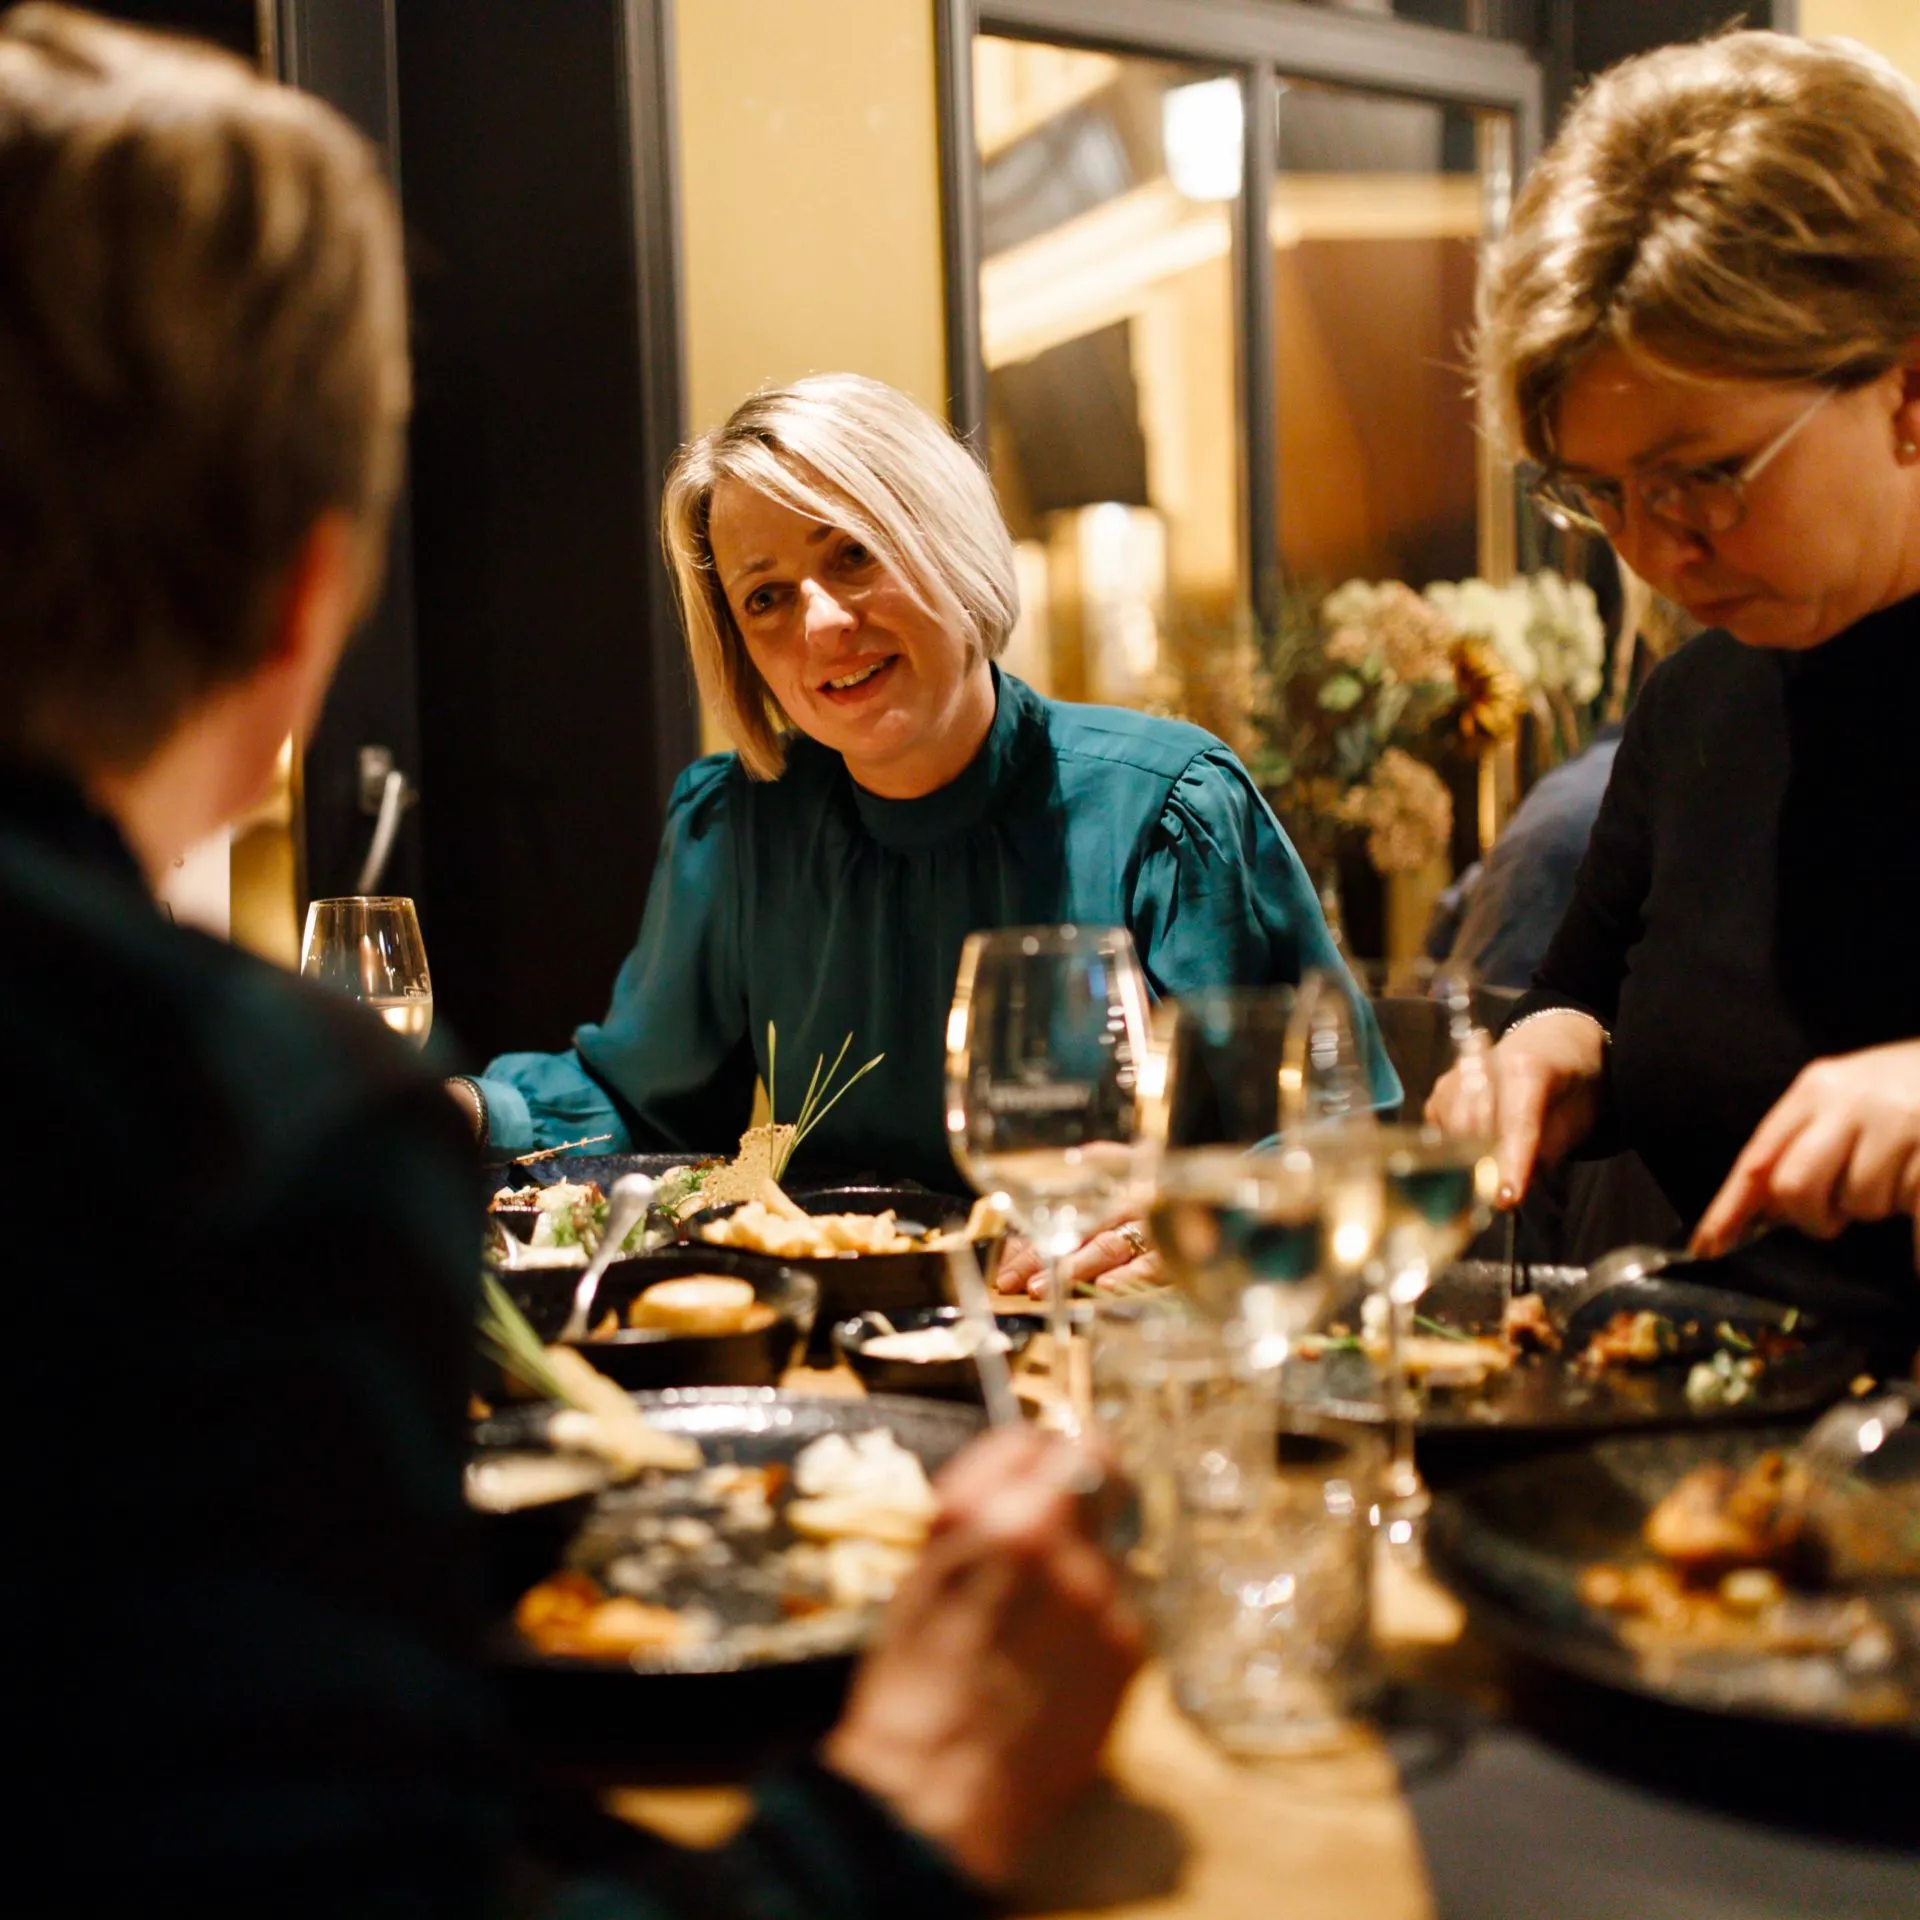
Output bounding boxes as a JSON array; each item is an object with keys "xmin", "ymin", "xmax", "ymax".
[
  {"xmin": 661, "ymin": 373, "xmax": 1019, "ymax": 780},
  {"xmin": 0, "ymin": 3, "xmax": 408, "ymax": 772},
  {"xmin": 1478, "ymin": 30, "xmax": 1920, "ymax": 464}
]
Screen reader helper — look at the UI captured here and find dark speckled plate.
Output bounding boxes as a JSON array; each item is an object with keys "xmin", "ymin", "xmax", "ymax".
[
  {"xmin": 1429, "ymin": 1425, "xmax": 1920, "ymax": 1740},
  {"xmin": 473, "ymin": 1387, "xmax": 982, "ymax": 1676},
  {"xmin": 1287, "ymin": 1261, "xmax": 1868, "ymax": 1437}
]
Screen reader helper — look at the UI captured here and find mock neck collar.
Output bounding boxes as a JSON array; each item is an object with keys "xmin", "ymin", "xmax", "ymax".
[
  {"xmin": 0, "ymin": 758, "xmax": 149, "ymax": 897},
  {"xmin": 844, "ymin": 667, "xmax": 1044, "ymax": 853}
]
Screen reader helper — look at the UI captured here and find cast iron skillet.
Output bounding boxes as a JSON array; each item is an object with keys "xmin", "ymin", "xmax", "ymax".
[
  {"xmin": 680, "ymin": 1184, "xmax": 1006, "ymax": 1360},
  {"xmin": 1428, "ymin": 1423, "xmax": 1920, "ymax": 1742},
  {"xmin": 1287, "ymin": 1261, "xmax": 1868, "ymax": 1438},
  {"xmin": 490, "ymin": 1244, "xmax": 815, "ymax": 1391}
]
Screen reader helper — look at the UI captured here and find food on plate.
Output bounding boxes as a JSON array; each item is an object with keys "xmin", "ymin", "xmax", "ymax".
[
  {"xmin": 538, "ymin": 1346, "xmax": 702, "ymax": 1475},
  {"xmin": 697, "ymin": 1181, "xmax": 1007, "ymax": 1260},
  {"xmin": 465, "ymin": 1451, "xmax": 611, "ymax": 1514},
  {"xmin": 860, "ymin": 1322, "xmax": 1011, "ymax": 1364},
  {"xmin": 1576, "ymin": 1308, "xmax": 1678, "ymax": 1372},
  {"xmin": 487, "ymin": 1177, "xmax": 656, "ymax": 1260},
  {"xmin": 625, "ymin": 1274, "xmax": 770, "ymax": 1336},
  {"xmin": 1395, "ymin": 1332, "xmax": 1515, "ymax": 1392},
  {"xmin": 1499, "ymin": 1291, "xmax": 1561, "ymax": 1354},
  {"xmin": 514, "ymin": 1570, "xmax": 693, "ymax": 1658},
  {"xmin": 506, "ymin": 1424, "xmax": 941, "ymax": 1665},
  {"xmin": 1641, "ymin": 1451, "xmax": 1821, "ymax": 1580},
  {"xmin": 786, "ymin": 1429, "xmax": 938, "ymax": 1546},
  {"xmin": 1575, "ymin": 1449, "xmax": 1905, "ymax": 1674}
]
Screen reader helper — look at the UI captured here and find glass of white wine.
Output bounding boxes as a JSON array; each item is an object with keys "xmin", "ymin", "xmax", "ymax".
[
  {"xmin": 300, "ymin": 895, "xmax": 433, "ymax": 1049},
  {"xmin": 946, "ymin": 925, "xmax": 1155, "ymax": 1429},
  {"xmin": 1372, "ymin": 967, "xmax": 1499, "ymax": 1530},
  {"xmin": 1148, "ymin": 988, "xmax": 1382, "ymax": 1370}
]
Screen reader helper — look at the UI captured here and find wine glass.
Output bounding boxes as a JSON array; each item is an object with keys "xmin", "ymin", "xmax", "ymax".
[
  {"xmin": 1370, "ymin": 966, "xmax": 1499, "ymax": 1534},
  {"xmin": 300, "ymin": 895, "xmax": 433, "ymax": 1049},
  {"xmin": 946, "ymin": 925, "xmax": 1155, "ymax": 1430},
  {"xmin": 1148, "ymin": 987, "xmax": 1381, "ymax": 1370}
]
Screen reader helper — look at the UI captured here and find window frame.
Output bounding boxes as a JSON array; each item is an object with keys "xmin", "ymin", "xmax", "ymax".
[{"xmin": 937, "ymin": 0, "xmax": 1543, "ymax": 625}]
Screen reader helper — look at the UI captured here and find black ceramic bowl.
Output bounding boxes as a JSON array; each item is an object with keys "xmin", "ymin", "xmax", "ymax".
[
  {"xmin": 834, "ymin": 1306, "xmax": 1043, "ymax": 1403},
  {"xmin": 681, "ymin": 1185, "xmax": 1007, "ymax": 1361},
  {"xmin": 493, "ymin": 1244, "xmax": 816, "ymax": 1391}
]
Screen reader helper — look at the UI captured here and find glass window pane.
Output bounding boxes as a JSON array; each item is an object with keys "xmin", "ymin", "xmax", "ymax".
[
  {"xmin": 1270, "ymin": 81, "xmax": 1502, "ymax": 589},
  {"xmin": 1294, "ymin": 1, "xmax": 1528, "ymax": 36},
  {"xmin": 974, "ymin": 38, "xmax": 1246, "ymax": 733}
]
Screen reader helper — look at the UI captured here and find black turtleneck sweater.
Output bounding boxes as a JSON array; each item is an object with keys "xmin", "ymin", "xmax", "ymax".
[{"xmin": 1524, "ymin": 593, "xmax": 1920, "ymax": 1322}]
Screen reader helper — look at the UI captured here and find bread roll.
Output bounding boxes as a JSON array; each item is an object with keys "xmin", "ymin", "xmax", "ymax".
[{"xmin": 629, "ymin": 1274, "xmax": 757, "ymax": 1335}]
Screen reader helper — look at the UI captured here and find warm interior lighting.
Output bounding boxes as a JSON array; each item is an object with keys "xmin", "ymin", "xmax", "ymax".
[
  {"xmin": 1162, "ymin": 77, "xmax": 1243, "ymax": 203},
  {"xmin": 982, "ymin": 174, "xmax": 1481, "ymax": 368}
]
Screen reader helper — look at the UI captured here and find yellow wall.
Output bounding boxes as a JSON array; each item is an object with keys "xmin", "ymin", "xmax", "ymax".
[
  {"xmin": 673, "ymin": 0, "xmax": 948, "ymax": 431},
  {"xmin": 1800, "ymin": 1, "xmax": 1920, "ymax": 82}
]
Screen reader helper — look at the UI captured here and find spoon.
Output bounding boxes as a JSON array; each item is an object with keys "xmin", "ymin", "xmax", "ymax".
[
  {"xmin": 1544, "ymin": 1226, "xmax": 1779, "ymax": 1333},
  {"xmin": 558, "ymin": 1172, "xmax": 657, "ymax": 1344}
]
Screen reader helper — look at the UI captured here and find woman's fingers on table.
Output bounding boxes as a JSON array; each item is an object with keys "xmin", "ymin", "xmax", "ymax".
[
  {"xmin": 995, "ymin": 1234, "xmax": 1042, "ymax": 1293},
  {"xmin": 1021, "ymin": 1223, "xmax": 1154, "ymax": 1300}
]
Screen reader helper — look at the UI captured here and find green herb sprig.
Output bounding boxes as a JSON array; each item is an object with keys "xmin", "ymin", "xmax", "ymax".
[
  {"xmin": 478, "ymin": 1270, "xmax": 571, "ymax": 1402},
  {"xmin": 767, "ymin": 1022, "xmax": 884, "ymax": 1179}
]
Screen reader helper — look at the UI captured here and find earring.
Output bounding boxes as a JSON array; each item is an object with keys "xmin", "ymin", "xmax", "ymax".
[{"xmin": 1901, "ymin": 438, "xmax": 1919, "ymax": 462}]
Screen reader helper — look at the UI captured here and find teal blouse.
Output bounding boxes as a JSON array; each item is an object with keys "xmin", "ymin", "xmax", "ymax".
[{"xmin": 476, "ymin": 670, "xmax": 1397, "ymax": 1188}]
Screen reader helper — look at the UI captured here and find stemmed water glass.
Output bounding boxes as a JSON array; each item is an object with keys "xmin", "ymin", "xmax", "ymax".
[
  {"xmin": 300, "ymin": 895, "xmax": 434, "ymax": 1049},
  {"xmin": 1147, "ymin": 987, "xmax": 1381, "ymax": 1371},
  {"xmin": 946, "ymin": 925, "xmax": 1155, "ymax": 1431},
  {"xmin": 1370, "ymin": 966, "xmax": 1500, "ymax": 1534}
]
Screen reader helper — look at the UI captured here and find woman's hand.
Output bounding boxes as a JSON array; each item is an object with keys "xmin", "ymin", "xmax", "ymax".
[
  {"xmin": 820, "ymin": 1425, "xmax": 1144, "ymax": 1889},
  {"xmin": 1425, "ymin": 1009, "xmax": 1606, "ymax": 1206},
  {"xmin": 1694, "ymin": 1040, "xmax": 1920, "ymax": 1259},
  {"xmin": 994, "ymin": 1222, "xmax": 1158, "ymax": 1300}
]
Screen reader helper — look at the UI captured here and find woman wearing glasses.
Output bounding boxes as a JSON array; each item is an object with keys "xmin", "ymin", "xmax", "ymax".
[{"xmin": 1431, "ymin": 30, "xmax": 1920, "ymax": 1323}]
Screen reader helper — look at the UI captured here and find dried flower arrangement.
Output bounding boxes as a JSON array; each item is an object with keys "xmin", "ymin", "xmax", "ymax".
[{"xmin": 1249, "ymin": 571, "xmax": 1604, "ymax": 878}]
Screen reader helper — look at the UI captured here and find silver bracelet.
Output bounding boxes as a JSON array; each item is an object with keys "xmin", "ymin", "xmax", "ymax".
[
  {"xmin": 450, "ymin": 1074, "xmax": 490, "ymax": 1149},
  {"xmin": 1502, "ymin": 1005, "xmax": 1611, "ymax": 1047}
]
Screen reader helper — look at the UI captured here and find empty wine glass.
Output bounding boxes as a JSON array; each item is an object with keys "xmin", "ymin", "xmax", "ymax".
[
  {"xmin": 946, "ymin": 925, "xmax": 1155, "ymax": 1431},
  {"xmin": 300, "ymin": 895, "xmax": 433, "ymax": 1048}
]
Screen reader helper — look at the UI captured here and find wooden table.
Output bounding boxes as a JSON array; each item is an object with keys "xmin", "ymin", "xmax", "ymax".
[
  {"xmin": 605, "ymin": 1357, "xmax": 1455, "ymax": 1919},
  {"xmin": 601, "ymin": 1356, "xmax": 1920, "ymax": 1919}
]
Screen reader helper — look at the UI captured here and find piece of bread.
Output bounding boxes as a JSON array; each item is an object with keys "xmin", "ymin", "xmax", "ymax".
[{"xmin": 629, "ymin": 1274, "xmax": 758, "ymax": 1335}]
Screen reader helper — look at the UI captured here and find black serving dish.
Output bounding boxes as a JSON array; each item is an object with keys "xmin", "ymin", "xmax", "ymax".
[
  {"xmin": 681, "ymin": 1184, "xmax": 1006, "ymax": 1361},
  {"xmin": 1287, "ymin": 1260, "xmax": 1868, "ymax": 1440},
  {"xmin": 834, "ymin": 1306, "xmax": 1043, "ymax": 1403},
  {"xmin": 473, "ymin": 1388, "xmax": 985, "ymax": 1763},
  {"xmin": 491, "ymin": 1244, "xmax": 816, "ymax": 1391},
  {"xmin": 1429, "ymin": 1424, "xmax": 1920, "ymax": 1742}
]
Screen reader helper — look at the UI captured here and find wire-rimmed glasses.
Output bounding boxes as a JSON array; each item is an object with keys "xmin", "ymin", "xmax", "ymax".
[{"xmin": 1526, "ymin": 384, "xmax": 1835, "ymax": 539}]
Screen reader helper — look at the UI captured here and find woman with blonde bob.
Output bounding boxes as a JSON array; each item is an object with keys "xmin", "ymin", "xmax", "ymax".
[
  {"xmin": 464, "ymin": 372, "xmax": 1385, "ymax": 1205},
  {"xmin": 1429, "ymin": 30, "xmax": 1920, "ymax": 1325}
]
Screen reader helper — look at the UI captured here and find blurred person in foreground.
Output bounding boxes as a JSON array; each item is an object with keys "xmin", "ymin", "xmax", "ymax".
[
  {"xmin": 1430, "ymin": 30, "xmax": 1920, "ymax": 1337},
  {"xmin": 0, "ymin": 8, "xmax": 1138, "ymax": 1913}
]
